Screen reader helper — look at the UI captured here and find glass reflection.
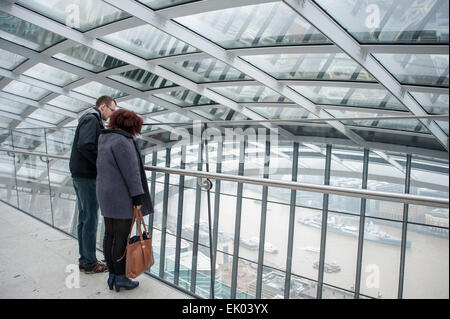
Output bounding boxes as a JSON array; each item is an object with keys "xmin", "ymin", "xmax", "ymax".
[
  {"xmin": 16, "ymin": 0, "xmax": 130, "ymax": 32},
  {"xmin": 101, "ymin": 25, "xmax": 197, "ymax": 60},
  {"xmin": 54, "ymin": 44, "xmax": 127, "ymax": 72},
  {"xmin": 374, "ymin": 54, "xmax": 449, "ymax": 87},
  {"xmin": 315, "ymin": 0, "xmax": 449, "ymax": 44},
  {"xmin": 244, "ymin": 53, "xmax": 374, "ymax": 81},
  {"xmin": 0, "ymin": 13, "xmax": 65, "ymax": 51},
  {"xmin": 162, "ymin": 58, "xmax": 251, "ymax": 83},
  {"xmin": 23, "ymin": 63, "xmax": 80, "ymax": 87},
  {"xmin": 0, "ymin": 48, "xmax": 27, "ymax": 70},
  {"xmin": 176, "ymin": 2, "xmax": 330, "ymax": 48}
]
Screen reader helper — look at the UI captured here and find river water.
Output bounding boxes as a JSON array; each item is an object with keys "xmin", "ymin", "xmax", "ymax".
[{"xmin": 154, "ymin": 184, "xmax": 449, "ymax": 299}]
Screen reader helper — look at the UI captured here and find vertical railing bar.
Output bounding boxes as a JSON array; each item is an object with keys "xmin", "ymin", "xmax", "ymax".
[
  {"xmin": 10, "ymin": 129, "xmax": 19, "ymax": 207},
  {"xmin": 317, "ymin": 144, "xmax": 332, "ymax": 299},
  {"xmin": 256, "ymin": 136, "xmax": 270, "ymax": 298},
  {"xmin": 149, "ymin": 151, "xmax": 157, "ymax": 238},
  {"xmin": 159, "ymin": 147, "xmax": 171, "ymax": 279},
  {"xmin": 284, "ymin": 141, "xmax": 299, "ymax": 299},
  {"xmin": 354, "ymin": 148, "xmax": 369, "ymax": 298},
  {"xmin": 212, "ymin": 141, "xmax": 222, "ymax": 297},
  {"xmin": 230, "ymin": 140, "xmax": 245, "ymax": 299},
  {"xmin": 190, "ymin": 142, "xmax": 203, "ymax": 293},
  {"xmin": 398, "ymin": 154, "xmax": 412, "ymax": 299},
  {"xmin": 202, "ymin": 123, "xmax": 215, "ymax": 299},
  {"xmin": 43, "ymin": 128, "xmax": 55, "ymax": 226},
  {"xmin": 174, "ymin": 145, "xmax": 186, "ymax": 286}
]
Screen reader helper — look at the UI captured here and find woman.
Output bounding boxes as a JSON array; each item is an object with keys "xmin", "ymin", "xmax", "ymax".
[{"xmin": 96, "ymin": 109, "xmax": 153, "ymax": 292}]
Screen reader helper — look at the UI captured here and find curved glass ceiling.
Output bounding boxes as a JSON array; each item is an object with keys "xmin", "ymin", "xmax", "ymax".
[{"xmin": 0, "ymin": 0, "xmax": 448, "ymax": 155}]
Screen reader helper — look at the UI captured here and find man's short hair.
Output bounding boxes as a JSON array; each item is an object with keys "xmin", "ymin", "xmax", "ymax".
[{"xmin": 96, "ymin": 95, "xmax": 116, "ymax": 109}]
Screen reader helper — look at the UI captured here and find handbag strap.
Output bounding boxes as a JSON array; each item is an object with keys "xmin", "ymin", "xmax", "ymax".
[{"xmin": 117, "ymin": 206, "xmax": 147, "ymax": 262}]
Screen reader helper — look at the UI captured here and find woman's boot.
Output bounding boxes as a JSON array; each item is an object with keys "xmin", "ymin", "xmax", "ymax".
[
  {"xmin": 114, "ymin": 275, "xmax": 139, "ymax": 292},
  {"xmin": 107, "ymin": 273, "xmax": 116, "ymax": 290}
]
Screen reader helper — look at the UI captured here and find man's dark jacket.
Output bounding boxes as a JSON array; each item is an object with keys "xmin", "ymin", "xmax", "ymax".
[{"xmin": 70, "ymin": 107, "xmax": 104, "ymax": 179}]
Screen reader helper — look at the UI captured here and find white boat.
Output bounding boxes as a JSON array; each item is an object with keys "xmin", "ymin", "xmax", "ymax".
[{"xmin": 303, "ymin": 246, "xmax": 320, "ymax": 253}]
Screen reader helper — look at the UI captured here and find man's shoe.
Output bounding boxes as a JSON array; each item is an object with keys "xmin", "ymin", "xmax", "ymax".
[
  {"xmin": 114, "ymin": 275, "xmax": 139, "ymax": 292},
  {"xmin": 84, "ymin": 261, "xmax": 108, "ymax": 274}
]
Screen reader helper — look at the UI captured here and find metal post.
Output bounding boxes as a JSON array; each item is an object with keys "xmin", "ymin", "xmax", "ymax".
[
  {"xmin": 149, "ymin": 151, "xmax": 157, "ymax": 238},
  {"xmin": 354, "ymin": 148, "xmax": 369, "ymax": 298},
  {"xmin": 317, "ymin": 144, "xmax": 332, "ymax": 299},
  {"xmin": 159, "ymin": 147, "xmax": 171, "ymax": 279},
  {"xmin": 190, "ymin": 142, "xmax": 203, "ymax": 294},
  {"xmin": 212, "ymin": 141, "xmax": 222, "ymax": 297},
  {"xmin": 231, "ymin": 140, "xmax": 245, "ymax": 299},
  {"xmin": 43, "ymin": 128, "xmax": 55, "ymax": 227},
  {"xmin": 256, "ymin": 136, "xmax": 270, "ymax": 298},
  {"xmin": 174, "ymin": 145, "xmax": 186, "ymax": 286},
  {"xmin": 284, "ymin": 142, "xmax": 299, "ymax": 298},
  {"xmin": 398, "ymin": 154, "xmax": 412, "ymax": 299}
]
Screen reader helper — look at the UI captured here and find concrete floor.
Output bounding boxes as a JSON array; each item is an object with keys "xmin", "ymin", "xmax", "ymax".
[{"xmin": 0, "ymin": 201, "xmax": 192, "ymax": 299}]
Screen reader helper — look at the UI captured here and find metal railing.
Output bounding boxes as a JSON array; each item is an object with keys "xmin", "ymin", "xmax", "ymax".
[
  {"xmin": 1, "ymin": 148, "xmax": 447, "ymax": 208},
  {"xmin": 1, "ymin": 144, "xmax": 449, "ymax": 300}
]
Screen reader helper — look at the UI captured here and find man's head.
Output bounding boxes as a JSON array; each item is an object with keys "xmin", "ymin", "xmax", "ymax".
[{"xmin": 96, "ymin": 95, "xmax": 116, "ymax": 121}]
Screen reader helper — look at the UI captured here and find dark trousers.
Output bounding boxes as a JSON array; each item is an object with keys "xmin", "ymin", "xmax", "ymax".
[
  {"xmin": 73, "ymin": 177, "xmax": 99, "ymax": 268},
  {"xmin": 103, "ymin": 217, "xmax": 132, "ymax": 275}
]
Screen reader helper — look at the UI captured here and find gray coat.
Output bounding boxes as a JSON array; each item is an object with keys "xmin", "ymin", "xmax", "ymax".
[{"xmin": 96, "ymin": 129, "xmax": 153, "ymax": 219}]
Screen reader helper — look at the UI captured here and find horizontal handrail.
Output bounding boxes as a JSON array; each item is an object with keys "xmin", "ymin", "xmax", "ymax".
[
  {"xmin": 2, "ymin": 114, "xmax": 448, "ymax": 130},
  {"xmin": 1, "ymin": 147, "xmax": 448, "ymax": 208}
]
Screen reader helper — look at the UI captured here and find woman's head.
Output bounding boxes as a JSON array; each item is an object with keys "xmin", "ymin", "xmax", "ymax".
[{"xmin": 108, "ymin": 109, "xmax": 143, "ymax": 137}]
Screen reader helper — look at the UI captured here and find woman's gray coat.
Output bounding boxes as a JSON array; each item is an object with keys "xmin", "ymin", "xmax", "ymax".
[{"xmin": 96, "ymin": 129, "xmax": 153, "ymax": 219}]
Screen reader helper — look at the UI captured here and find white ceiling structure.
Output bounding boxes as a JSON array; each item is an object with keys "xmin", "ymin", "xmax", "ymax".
[{"xmin": 0, "ymin": 0, "xmax": 448, "ymax": 159}]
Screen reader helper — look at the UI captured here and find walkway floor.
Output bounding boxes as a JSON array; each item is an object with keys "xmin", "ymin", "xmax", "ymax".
[{"xmin": 0, "ymin": 201, "xmax": 192, "ymax": 299}]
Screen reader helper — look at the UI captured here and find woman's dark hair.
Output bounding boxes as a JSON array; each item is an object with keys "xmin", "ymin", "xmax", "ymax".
[{"xmin": 108, "ymin": 109, "xmax": 143, "ymax": 137}]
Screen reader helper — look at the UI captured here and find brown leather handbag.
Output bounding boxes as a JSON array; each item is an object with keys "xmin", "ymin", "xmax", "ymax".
[{"xmin": 118, "ymin": 206, "xmax": 154, "ymax": 278}]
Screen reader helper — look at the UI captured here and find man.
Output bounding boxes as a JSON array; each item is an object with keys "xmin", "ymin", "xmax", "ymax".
[{"xmin": 70, "ymin": 95, "xmax": 116, "ymax": 273}]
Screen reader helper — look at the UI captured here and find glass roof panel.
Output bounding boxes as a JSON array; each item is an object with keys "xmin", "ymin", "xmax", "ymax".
[
  {"xmin": 120, "ymin": 98, "xmax": 166, "ymax": 114},
  {"xmin": 175, "ymin": 2, "xmax": 330, "ymax": 49},
  {"xmin": 248, "ymin": 106, "xmax": 313, "ymax": 120},
  {"xmin": 137, "ymin": 0, "xmax": 199, "ymax": 10},
  {"xmin": 29, "ymin": 108, "xmax": 66, "ymax": 124},
  {"xmin": 192, "ymin": 106, "xmax": 232, "ymax": 120},
  {"xmin": 72, "ymin": 81, "xmax": 127, "ymax": 99},
  {"xmin": 315, "ymin": 0, "xmax": 449, "ymax": 44},
  {"xmin": 0, "ymin": 13, "xmax": 65, "ymax": 51},
  {"xmin": 0, "ymin": 96, "xmax": 29, "ymax": 115},
  {"xmin": 16, "ymin": 0, "xmax": 131, "ymax": 32},
  {"xmin": 315, "ymin": 0, "xmax": 448, "ymax": 43},
  {"xmin": 211, "ymin": 85, "xmax": 291, "ymax": 103},
  {"xmin": 0, "ymin": 117, "xmax": 13, "ymax": 128},
  {"xmin": 46, "ymin": 95, "xmax": 91, "ymax": 113},
  {"xmin": 54, "ymin": 44, "xmax": 127, "ymax": 73},
  {"xmin": 0, "ymin": 48, "xmax": 27, "ymax": 70},
  {"xmin": 374, "ymin": 54, "xmax": 449, "ymax": 87},
  {"xmin": 23, "ymin": 63, "xmax": 80, "ymax": 87},
  {"xmin": 154, "ymin": 89, "xmax": 216, "ymax": 107},
  {"xmin": 100, "ymin": 25, "xmax": 198, "ymax": 60},
  {"xmin": 162, "ymin": 58, "xmax": 252, "ymax": 83},
  {"xmin": 108, "ymin": 68, "xmax": 175, "ymax": 91},
  {"xmin": 410, "ymin": 92, "xmax": 449, "ymax": 114},
  {"xmin": 291, "ymin": 85, "xmax": 407, "ymax": 110},
  {"xmin": 328, "ymin": 109, "xmax": 428, "ymax": 133},
  {"xmin": 148, "ymin": 111, "xmax": 191, "ymax": 123},
  {"xmin": 2, "ymin": 80, "xmax": 52, "ymax": 101},
  {"xmin": 436, "ymin": 120, "xmax": 449, "ymax": 135},
  {"xmin": 243, "ymin": 53, "xmax": 375, "ymax": 81}
]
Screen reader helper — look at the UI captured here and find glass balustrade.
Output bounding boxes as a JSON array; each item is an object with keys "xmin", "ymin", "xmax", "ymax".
[{"xmin": 0, "ymin": 126, "xmax": 448, "ymax": 299}]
